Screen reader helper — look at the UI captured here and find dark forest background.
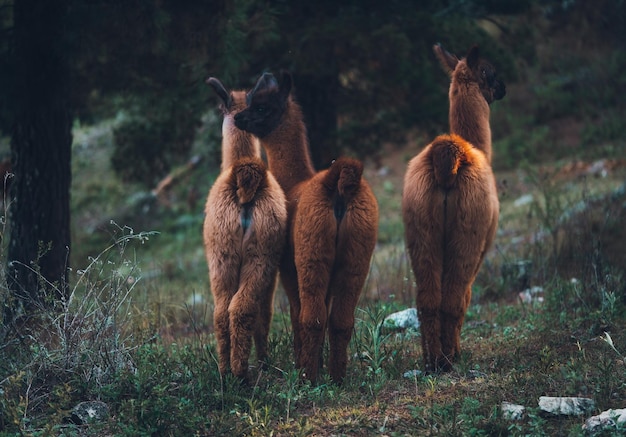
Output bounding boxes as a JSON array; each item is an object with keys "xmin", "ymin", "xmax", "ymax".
[{"xmin": 3, "ymin": 0, "xmax": 625, "ymax": 182}]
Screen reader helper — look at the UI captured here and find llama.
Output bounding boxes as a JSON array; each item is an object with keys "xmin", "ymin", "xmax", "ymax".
[
  {"xmin": 401, "ymin": 44, "xmax": 505, "ymax": 372},
  {"xmin": 234, "ymin": 71, "xmax": 379, "ymax": 384},
  {"xmin": 203, "ymin": 77, "xmax": 287, "ymax": 380}
]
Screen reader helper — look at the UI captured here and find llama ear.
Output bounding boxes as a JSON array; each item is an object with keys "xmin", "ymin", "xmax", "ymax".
[
  {"xmin": 279, "ymin": 70, "xmax": 293, "ymax": 99},
  {"xmin": 433, "ymin": 43, "xmax": 458, "ymax": 76},
  {"xmin": 249, "ymin": 72, "xmax": 279, "ymax": 101},
  {"xmin": 465, "ymin": 45, "xmax": 480, "ymax": 69},
  {"xmin": 206, "ymin": 77, "xmax": 231, "ymax": 108},
  {"xmin": 259, "ymin": 72, "xmax": 279, "ymax": 89}
]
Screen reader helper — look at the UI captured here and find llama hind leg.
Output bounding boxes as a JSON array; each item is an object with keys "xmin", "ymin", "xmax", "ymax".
[
  {"xmin": 208, "ymin": 249, "xmax": 240, "ymax": 376},
  {"xmin": 280, "ymin": 265, "xmax": 303, "ymax": 368},
  {"xmin": 299, "ymin": 291, "xmax": 328, "ymax": 383},
  {"xmin": 254, "ymin": 276, "xmax": 277, "ymax": 369},
  {"xmin": 417, "ymin": 307, "xmax": 445, "ymax": 372},
  {"xmin": 327, "ymin": 284, "xmax": 361, "ymax": 385},
  {"xmin": 412, "ymin": 266, "xmax": 444, "ymax": 372},
  {"xmin": 440, "ymin": 311, "xmax": 464, "ymax": 364},
  {"xmin": 297, "ymin": 256, "xmax": 332, "ymax": 383},
  {"xmin": 440, "ymin": 282, "xmax": 473, "ymax": 368},
  {"xmin": 213, "ymin": 298, "xmax": 232, "ymax": 376},
  {"xmin": 228, "ymin": 289, "xmax": 258, "ymax": 380},
  {"xmin": 294, "ymin": 212, "xmax": 335, "ymax": 383}
]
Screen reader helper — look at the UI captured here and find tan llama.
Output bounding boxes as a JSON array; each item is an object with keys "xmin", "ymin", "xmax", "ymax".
[
  {"xmin": 234, "ymin": 71, "xmax": 378, "ymax": 384},
  {"xmin": 402, "ymin": 44, "xmax": 506, "ymax": 372},
  {"xmin": 203, "ymin": 77, "xmax": 287, "ymax": 381}
]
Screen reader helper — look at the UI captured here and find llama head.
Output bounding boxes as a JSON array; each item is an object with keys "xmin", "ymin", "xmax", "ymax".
[
  {"xmin": 207, "ymin": 77, "xmax": 259, "ymax": 168},
  {"xmin": 433, "ymin": 43, "xmax": 506, "ymax": 104},
  {"xmin": 234, "ymin": 71, "xmax": 292, "ymax": 139},
  {"xmin": 206, "ymin": 76, "xmax": 250, "ymax": 138}
]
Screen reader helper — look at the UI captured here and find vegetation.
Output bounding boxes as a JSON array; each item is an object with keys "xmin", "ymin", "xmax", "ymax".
[
  {"xmin": 0, "ymin": 0, "xmax": 625, "ymax": 435},
  {"xmin": 1, "ymin": 118, "xmax": 625, "ymax": 435}
]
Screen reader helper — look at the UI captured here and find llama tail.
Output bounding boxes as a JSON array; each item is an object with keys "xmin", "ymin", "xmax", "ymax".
[
  {"xmin": 322, "ymin": 157, "xmax": 364, "ymax": 220},
  {"xmin": 232, "ymin": 157, "xmax": 267, "ymax": 205},
  {"xmin": 430, "ymin": 134, "xmax": 475, "ymax": 188},
  {"xmin": 323, "ymin": 157, "xmax": 364, "ymax": 201}
]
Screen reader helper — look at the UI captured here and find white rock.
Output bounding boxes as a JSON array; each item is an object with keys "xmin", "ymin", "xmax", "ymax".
[
  {"xmin": 383, "ymin": 308, "xmax": 420, "ymax": 331},
  {"xmin": 403, "ymin": 369, "xmax": 423, "ymax": 379},
  {"xmin": 501, "ymin": 402, "xmax": 525, "ymax": 420},
  {"xmin": 583, "ymin": 408, "xmax": 626, "ymax": 434},
  {"xmin": 70, "ymin": 401, "xmax": 109, "ymax": 425},
  {"xmin": 538, "ymin": 396, "xmax": 595, "ymax": 416},
  {"xmin": 514, "ymin": 193, "xmax": 534, "ymax": 207},
  {"xmin": 519, "ymin": 286, "xmax": 544, "ymax": 304},
  {"xmin": 587, "ymin": 159, "xmax": 609, "ymax": 178}
]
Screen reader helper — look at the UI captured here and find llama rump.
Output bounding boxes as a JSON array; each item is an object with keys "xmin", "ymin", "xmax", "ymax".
[
  {"xmin": 203, "ymin": 77, "xmax": 287, "ymax": 381},
  {"xmin": 234, "ymin": 71, "xmax": 379, "ymax": 384},
  {"xmin": 402, "ymin": 44, "xmax": 505, "ymax": 372}
]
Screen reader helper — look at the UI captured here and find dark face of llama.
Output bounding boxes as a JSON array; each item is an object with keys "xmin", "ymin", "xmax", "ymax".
[
  {"xmin": 475, "ymin": 59, "xmax": 506, "ymax": 103},
  {"xmin": 466, "ymin": 47, "xmax": 506, "ymax": 104},
  {"xmin": 235, "ymin": 72, "xmax": 290, "ymax": 139}
]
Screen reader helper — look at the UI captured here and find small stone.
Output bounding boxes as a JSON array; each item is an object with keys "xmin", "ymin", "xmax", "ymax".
[
  {"xmin": 501, "ymin": 402, "xmax": 525, "ymax": 420},
  {"xmin": 383, "ymin": 308, "xmax": 420, "ymax": 331},
  {"xmin": 519, "ymin": 286, "xmax": 544, "ymax": 304},
  {"xmin": 538, "ymin": 396, "xmax": 595, "ymax": 416},
  {"xmin": 467, "ymin": 369, "xmax": 487, "ymax": 380},
  {"xmin": 403, "ymin": 369, "xmax": 423, "ymax": 379},
  {"xmin": 70, "ymin": 401, "xmax": 109, "ymax": 425},
  {"xmin": 583, "ymin": 408, "xmax": 626, "ymax": 435},
  {"xmin": 514, "ymin": 194, "xmax": 534, "ymax": 207}
]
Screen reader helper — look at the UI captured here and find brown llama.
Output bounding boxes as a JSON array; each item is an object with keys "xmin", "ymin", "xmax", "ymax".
[
  {"xmin": 402, "ymin": 44, "xmax": 506, "ymax": 372},
  {"xmin": 234, "ymin": 71, "xmax": 379, "ymax": 384},
  {"xmin": 203, "ymin": 77, "xmax": 287, "ymax": 381}
]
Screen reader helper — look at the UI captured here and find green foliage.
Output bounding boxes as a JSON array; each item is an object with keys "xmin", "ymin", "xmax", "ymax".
[
  {"xmin": 106, "ymin": 343, "xmax": 218, "ymax": 435},
  {"xmin": 492, "ymin": 112, "xmax": 549, "ymax": 169},
  {"xmin": 353, "ymin": 306, "xmax": 393, "ymax": 384},
  {"xmin": 0, "ymin": 224, "xmax": 156, "ymax": 433},
  {"xmin": 581, "ymin": 113, "xmax": 625, "ymax": 149},
  {"xmin": 111, "ymin": 87, "xmax": 205, "ymax": 186}
]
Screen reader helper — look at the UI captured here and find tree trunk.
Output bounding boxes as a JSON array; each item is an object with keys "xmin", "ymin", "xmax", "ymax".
[{"xmin": 5, "ymin": 0, "xmax": 72, "ymax": 321}]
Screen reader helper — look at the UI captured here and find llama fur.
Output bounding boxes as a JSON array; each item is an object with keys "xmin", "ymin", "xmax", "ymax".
[
  {"xmin": 402, "ymin": 44, "xmax": 505, "ymax": 372},
  {"xmin": 234, "ymin": 71, "xmax": 379, "ymax": 384},
  {"xmin": 203, "ymin": 77, "xmax": 287, "ymax": 380}
]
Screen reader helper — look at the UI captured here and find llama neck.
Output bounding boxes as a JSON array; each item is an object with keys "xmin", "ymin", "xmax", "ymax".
[
  {"xmin": 261, "ymin": 102, "xmax": 315, "ymax": 193},
  {"xmin": 221, "ymin": 115, "xmax": 260, "ymax": 171},
  {"xmin": 448, "ymin": 83, "xmax": 493, "ymax": 164}
]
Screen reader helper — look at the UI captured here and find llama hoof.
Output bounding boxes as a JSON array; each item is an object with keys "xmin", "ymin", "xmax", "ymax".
[
  {"xmin": 233, "ymin": 373, "xmax": 251, "ymax": 387},
  {"xmin": 300, "ymin": 370, "xmax": 317, "ymax": 385},
  {"xmin": 435, "ymin": 359, "xmax": 454, "ymax": 374},
  {"xmin": 424, "ymin": 359, "xmax": 454, "ymax": 375}
]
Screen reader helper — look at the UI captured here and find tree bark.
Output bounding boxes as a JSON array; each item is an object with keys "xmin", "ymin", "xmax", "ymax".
[{"xmin": 5, "ymin": 0, "xmax": 72, "ymax": 321}]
